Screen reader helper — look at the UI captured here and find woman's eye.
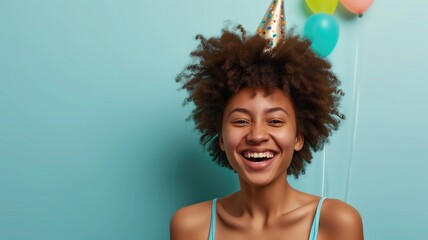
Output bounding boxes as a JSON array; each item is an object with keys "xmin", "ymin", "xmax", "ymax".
[
  {"xmin": 232, "ymin": 119, "xmax": 249, "ymax": 126},
  {"xmin": 269, "ymin": 119, "xmax": 284, "ymax": 125}
]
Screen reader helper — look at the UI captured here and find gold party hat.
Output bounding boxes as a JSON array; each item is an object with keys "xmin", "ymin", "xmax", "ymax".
[{"xmin": 257, "ymin": 0, "xmax": 286, "ymax": 48}]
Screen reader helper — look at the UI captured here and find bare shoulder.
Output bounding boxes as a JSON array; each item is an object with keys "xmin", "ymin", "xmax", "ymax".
[
  {"xmin": 320, "ymin": 198, "xmax": 364, "ymax": 240},
  {"xmin": 170, "ymin": 200, "xmax": 214, "ymax": 240}
]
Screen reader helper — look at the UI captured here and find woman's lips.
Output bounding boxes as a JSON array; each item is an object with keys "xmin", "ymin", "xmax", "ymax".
[{"xmin": 240, "ymin": 150, "xmax": 276, "ymax": 170}]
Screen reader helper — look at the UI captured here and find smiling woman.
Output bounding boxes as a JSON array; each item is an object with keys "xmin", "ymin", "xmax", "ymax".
[
  {"xmin": 220, "ymin": 88, "xmax": 303, "ymax": 186},
  {"xmin": 171, "ymin": 25, "xmax": 363, "ymax": 240}
]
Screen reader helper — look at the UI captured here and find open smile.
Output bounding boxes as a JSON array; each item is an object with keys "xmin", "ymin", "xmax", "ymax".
[{"xmin": 240, "ymin": 150, "xmax": 277, "ymax": 170}]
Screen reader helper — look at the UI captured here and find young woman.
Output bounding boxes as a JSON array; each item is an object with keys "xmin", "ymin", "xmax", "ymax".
[{"xmin": 171, "ymin": 26, "xmax": 363, "ymax": 240}]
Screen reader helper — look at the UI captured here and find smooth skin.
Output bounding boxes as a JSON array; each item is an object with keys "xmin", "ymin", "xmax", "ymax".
[{"xmin": 171, "ymin": 88, "xmax": 363, "ymax": 240}]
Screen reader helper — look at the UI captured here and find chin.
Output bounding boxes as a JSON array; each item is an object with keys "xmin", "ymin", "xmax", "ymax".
[{"xmin": 239, "ymin": 171, "xmax": 284, "ymax": 187}]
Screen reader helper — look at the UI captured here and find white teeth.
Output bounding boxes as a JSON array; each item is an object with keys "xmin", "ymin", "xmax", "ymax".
[{"xmin": 243, "ymin": 152, "xmax": 274, "ymax": 158}]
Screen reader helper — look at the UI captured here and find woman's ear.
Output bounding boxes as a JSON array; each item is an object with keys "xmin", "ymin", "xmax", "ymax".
[
  {"xmin": 294, "ymin": 134, "xmax": 304, "ymax": 151},
  {"xmin": 219, "ymin": 135, "xmax": 225, "ymax": 151}
]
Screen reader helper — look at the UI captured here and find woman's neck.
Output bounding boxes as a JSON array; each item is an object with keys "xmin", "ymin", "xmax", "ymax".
[{"xmin": 236, "ymin": 172, "xmax": 298, "ymax": 221}]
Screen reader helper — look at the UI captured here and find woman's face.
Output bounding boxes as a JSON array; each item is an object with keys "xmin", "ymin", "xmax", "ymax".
[{"xmin": 220, "ymin": 87, "xmax": 303, "ymax": 186}]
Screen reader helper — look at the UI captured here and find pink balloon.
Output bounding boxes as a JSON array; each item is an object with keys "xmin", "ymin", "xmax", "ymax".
[{"xmin": 340, "ymin": 0, "xmax": 374, "ymax": 14}]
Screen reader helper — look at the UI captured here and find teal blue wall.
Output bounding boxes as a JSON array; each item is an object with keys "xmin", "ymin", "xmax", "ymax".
[{"xmin": 1, "ymin": 0, "xmax": 426, "ymax": 239}]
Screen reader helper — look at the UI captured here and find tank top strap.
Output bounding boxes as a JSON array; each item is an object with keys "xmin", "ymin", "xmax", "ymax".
[
  {"xmin": 208, "ymin": 198, "xmax": 218, "ymax": 240},
  {"xmin": 308, "ymin": 197, "xmax": 327, "ymax": 240}
]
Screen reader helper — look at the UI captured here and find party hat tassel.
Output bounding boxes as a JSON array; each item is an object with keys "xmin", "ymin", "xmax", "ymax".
[{"xmin": 257, "ymin": 0, "xmax": 286, "ymax": 48}]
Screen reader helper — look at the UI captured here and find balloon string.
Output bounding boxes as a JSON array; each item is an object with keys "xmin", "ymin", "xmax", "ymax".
[
  {"xmin": 345, "ymin": 16, "xmax": 361, "ymax": 203},
  {"xmin": 321, "ymin": 146, "xmax": 326, "ymax": 197}
]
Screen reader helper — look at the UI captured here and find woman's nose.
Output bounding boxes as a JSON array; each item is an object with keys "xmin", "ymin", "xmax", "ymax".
[{"xmin": 246, "ymin": 123, "xmax": 269, "ymax": 144}]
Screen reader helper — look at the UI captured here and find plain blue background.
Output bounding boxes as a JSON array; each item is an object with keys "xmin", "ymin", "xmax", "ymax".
[{"xmin": 1, "ymin": 0, "xmax": 427, "ymax": 239}]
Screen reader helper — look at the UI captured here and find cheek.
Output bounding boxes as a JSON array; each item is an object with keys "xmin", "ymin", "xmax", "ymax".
[
  {"xmin": 272, "ymin": 131, "xmax": 297, "ymax": 150},
  {"xmin": 222, "ymin": 123, "xmax": 245, "ymax": 144},
  {"xmin": 221, "ymin": 128, "xmax": 245, "ymax": 166},
  {"xmin": 222, "ymin": 129, "xmax": 242, "ymax": 151}
]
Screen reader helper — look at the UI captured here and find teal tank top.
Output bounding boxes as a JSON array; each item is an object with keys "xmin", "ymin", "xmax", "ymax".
[{"xmin": 208, "ymin": 197, "xmax": 327, "ymax": 240}]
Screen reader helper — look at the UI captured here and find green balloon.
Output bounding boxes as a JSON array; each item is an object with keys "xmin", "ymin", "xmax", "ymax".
[{"xmin": 305, "ymin": 0, "xmax": 339, "ymax": 14}]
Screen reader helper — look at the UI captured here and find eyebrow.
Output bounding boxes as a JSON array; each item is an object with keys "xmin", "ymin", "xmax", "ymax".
[
  {"xmin": 228, "ymin": 107, "xmax": 289, "ymax": 117},
  {"xmin": 266, "ymin": 107, "xmax": 289, "ymax": 115}
]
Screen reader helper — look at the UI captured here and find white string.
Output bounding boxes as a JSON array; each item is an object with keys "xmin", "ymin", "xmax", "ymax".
[
  {"xmin": 345, "ymin": 16, "xmax": 361, "ymax": 203},
  {"xmin": 321, "ymin": 147, "xmax": 326, "ymax": 197}
]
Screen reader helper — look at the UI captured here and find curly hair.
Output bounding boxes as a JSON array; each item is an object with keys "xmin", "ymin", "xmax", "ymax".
[{"xmin": 176, "ymin": 25, "xmax": 344, "ymax": 177}]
